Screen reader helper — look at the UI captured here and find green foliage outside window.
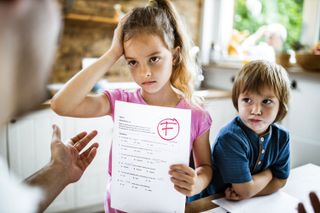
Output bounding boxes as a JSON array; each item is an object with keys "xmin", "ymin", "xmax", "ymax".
[{"xmin": 234, "ymin": 0, "xmax": 304, "ymax": 51}]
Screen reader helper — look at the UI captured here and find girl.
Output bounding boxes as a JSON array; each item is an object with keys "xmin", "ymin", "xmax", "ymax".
[{"xmin": 51, "ymin": 0, "xmax": 212, "ymax": 212}]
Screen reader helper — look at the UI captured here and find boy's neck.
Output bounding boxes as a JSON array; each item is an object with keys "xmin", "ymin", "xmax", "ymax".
[{"xmin": 258, "ymin": 126, "xmax": 271, "ymax": 137}]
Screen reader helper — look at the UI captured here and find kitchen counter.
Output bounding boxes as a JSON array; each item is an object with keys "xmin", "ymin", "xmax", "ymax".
[
  {"xmin": 286, "ymin": 65, "xmax": 320, "ymax": 79},
  {"xmin": 42, "ymin": 81, "xmax": 231, "ymax": 109},
  {"xmin": 202, "ymin": 62, "xmax": 320, "ymax": 91},
  {"xmin": 203, "ymin": 62, "xmax": 320, "ymax": 79},
  {"xmin": 194, "ymin": 88, "xmax": 231, "ymax": 100}
]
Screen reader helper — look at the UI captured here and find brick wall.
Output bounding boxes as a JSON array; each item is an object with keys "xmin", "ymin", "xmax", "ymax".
[{"xmin": 51, "ymin": 0, "xmax": 202, "ymax": 83}]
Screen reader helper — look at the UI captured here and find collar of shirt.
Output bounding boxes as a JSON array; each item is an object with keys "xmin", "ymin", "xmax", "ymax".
[{"xmin": 235, "ymin": 116, "xmax": 272, "ymax": 149}]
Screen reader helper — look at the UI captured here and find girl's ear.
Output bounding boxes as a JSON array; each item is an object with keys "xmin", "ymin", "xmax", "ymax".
[{"xmin": 172, "ymin": 46, "xmax": 181, "ymax": 65}]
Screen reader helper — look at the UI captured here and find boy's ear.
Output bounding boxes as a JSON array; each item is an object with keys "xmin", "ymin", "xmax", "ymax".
[{"xmin": 172, "ymin": 46, "xmax": 181, "ymax": 65}]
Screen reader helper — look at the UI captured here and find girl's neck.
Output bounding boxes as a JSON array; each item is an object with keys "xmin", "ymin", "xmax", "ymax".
[{"xmin": 141, "ymin": 84, "xmax": 181, "ymax": 107}]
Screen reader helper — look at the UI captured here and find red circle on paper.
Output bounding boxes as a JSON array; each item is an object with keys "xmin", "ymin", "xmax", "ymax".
[{"xmin": 157, "ymin": 118, "xmax": 180, "ymax": 141}]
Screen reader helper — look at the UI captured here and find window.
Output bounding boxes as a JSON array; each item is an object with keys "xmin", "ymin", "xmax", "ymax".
[
  {"xmin": 234, "ymin": 0, "xmax": 303, "ymax": 51},
  {"xmin": 200, "ymin": 0, "xmax": 320, "ymax": 64}
]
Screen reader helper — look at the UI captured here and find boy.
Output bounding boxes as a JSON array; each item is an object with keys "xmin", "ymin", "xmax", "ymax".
[{"xmin": 208, "ymin": 60, "xmax": 291, "ymax": 200}]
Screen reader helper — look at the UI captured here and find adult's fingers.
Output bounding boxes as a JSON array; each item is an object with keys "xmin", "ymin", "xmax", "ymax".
[
  {"xmin": 309, "ymin": 192, "xmax": 320, "ymax": 213},
  {"xmin": 80, "ymin": 143, "xmax": 99, "ymax": 159},
  {"xmin": 74, "ymin": 130, "xmax": 98, "ymax": 152},
  {"xmin": 297, "ymin": 203, "xmax": 307, "ymax": 213},
  {"xmin": 69, "ymin": 131, "xmax": 88, "ymax": 145},
  {"xmin": 80, "ymin": 143, "xmax": 99, "ymax": 167}
]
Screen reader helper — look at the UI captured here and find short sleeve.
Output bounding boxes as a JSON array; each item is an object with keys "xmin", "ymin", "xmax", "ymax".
[
  {"xmin": 196, "ymin": 109, "xmax": 212, "ymax": 137},
  {"xmin": 103, "ymin": 89, "xmax": 128, "ymax": 118},
  {"xmin": 188, "ymin": 107, "xmax": 212, "ymax": 148},
  {"xmin": 271, "ymin": 131, "xmax": 290, "ymax": 179},
  {"xmin": 213, "ymin": 133, "xmax": 252, "ymax": 184}
]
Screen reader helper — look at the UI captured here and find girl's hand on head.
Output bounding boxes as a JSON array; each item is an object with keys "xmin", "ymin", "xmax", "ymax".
[
  {"xmin": 224, "ymin": 187, "xmax": 241, "ymax": 201},
  {"xmin": 110, "ymin": 13, "xmax": 129, "ymax": 59},
  {"xmin": 169, "ymin": 164, "xmax": 197, "ymax": 196}
]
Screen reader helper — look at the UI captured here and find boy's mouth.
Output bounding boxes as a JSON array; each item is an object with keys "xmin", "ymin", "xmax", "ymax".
[{"xmin": 248, "ymin": 118, "xmax": 262, "ymax": 124}]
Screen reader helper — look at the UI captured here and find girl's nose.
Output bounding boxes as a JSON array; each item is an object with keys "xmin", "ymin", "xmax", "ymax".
[
  {"xmin": 251, "ymin": 104, "xmax": 262, "ymax": 116},
  {"xmin": 145, "ymin": 70, "xmax": 151, "ymax": 77},
  {"xmin": 139, "ymin": 64, "xmax": 151, "ymax": 78}
]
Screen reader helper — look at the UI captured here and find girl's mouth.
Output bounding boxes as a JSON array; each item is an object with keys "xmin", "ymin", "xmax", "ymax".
[{"xmin": 142, "ymin": 81, "xmax": 156, "ymax": 85}]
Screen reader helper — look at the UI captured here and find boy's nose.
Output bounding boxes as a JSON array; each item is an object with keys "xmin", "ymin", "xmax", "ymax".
[{"xmin": 251, "ymin": 104, "xmax": 262, "ymax": 116}]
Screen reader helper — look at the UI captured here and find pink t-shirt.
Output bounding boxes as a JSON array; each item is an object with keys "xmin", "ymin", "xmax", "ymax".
[{"xmin": 103, "ymin": 89, "xmax": 212, "ymax": 213}]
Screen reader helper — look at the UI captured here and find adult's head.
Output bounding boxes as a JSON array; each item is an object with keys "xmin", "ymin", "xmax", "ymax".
[
  {"xmin": 0, "ymin": 0, "xmax": 60, "ymax": 124},
  {"xmin": 265, "ymin": 23, "xmax": 287, "ymax": 51}
]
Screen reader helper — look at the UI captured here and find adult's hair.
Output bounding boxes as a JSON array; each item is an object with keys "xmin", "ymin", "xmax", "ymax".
[
  {"xmin": 232, "ymin": 60, "xmax": 291, "ymax": 122},
  {"xmin": 0, "ymin": 0, "xmax": 60, "ymax": 123},
  {"xmin": 122, "ymin": 0, "xmax": 197, "ymax": 101}
]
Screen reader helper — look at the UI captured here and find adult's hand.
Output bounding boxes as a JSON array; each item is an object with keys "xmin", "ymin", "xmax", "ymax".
[
  {"xmin": 51, "ymin": 124, "xmax": 99, "ymax": 183},
  {"xmin": 298, "ymin": 192, "xmax": 320, "ymax": 213},
  {"xmin": 25, "ymin": 124, "xmax": 99, "ymax": 212}
]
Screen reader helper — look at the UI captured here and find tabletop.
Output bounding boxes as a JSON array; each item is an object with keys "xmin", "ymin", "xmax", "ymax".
[
  {"xmin": 185, "ymin": 194, "xmax": 221, "ymax": 213},
  {"xmin": 184, "ymin": 164, "xmax": 320, "ymax": 213}
]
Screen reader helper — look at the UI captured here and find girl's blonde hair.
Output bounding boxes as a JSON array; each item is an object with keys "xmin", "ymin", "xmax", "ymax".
[
  {"xmin": 122, "ymin": 0, "xmax": 197, "ymax": 101},
  {"xmin": 232, "ymin": 60, "xmax": 291, "ymax": 122}
]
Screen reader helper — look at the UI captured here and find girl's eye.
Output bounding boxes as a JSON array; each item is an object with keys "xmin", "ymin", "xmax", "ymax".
[
  {"xmin": 242, "ymin": 98, "xmax": 251, "ymax": 103},
  {"xmin": 127, "ymin": 60, "xmax": 137, "ymax": 67},
  {"xmin": 263, "ymin": 99, "xmax": 273, "ymax": 105},
  {"xmin": 149, "ymin": 56, "xmax": 159, "ymax": 64}
]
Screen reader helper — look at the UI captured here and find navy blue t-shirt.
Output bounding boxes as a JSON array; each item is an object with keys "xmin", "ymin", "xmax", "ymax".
[
  {"xmin": 208, "ymin": 116, "xmax": 290, "ymax": 195},
  {"xmin": 189, "ymin": 116, "xmax": 290, "ymax": 201}
]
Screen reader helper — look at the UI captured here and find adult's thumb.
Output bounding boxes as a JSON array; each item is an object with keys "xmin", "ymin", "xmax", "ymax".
[{"xmin": 52, "ymin": 124, "xmax": 61, "ymax": 141}]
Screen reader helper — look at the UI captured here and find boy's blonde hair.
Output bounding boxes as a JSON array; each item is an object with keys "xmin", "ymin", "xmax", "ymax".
[
  {"xmin": 232, "ymin": 60, "xmax": 291, "ymax": 122},
  {"xmin": 122, "ymin": 0, "xmax": 196, "ymax": 101}
]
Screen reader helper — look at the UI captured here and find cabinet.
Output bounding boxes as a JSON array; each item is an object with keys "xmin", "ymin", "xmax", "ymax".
[
  {"xmin": 282, "ymin": 72, "xmax": 320, "ymax": 168},
  {"xmin": 6, "ymin": 108, "xmax": 113, "ymax": 212},
  {"xmin": 202, "ymin": 64, "xmax": 239, "ymax": 90},
  {"xmin": 204, "ymin": 99, "xmax": 237, "ymax": 146},
  {"xmin": 201, "ymin": 64, "xmax": 239, "ymax": 146},
  {"xmin": 0, "ymin": 125, "xmax": 7, "ymax": 164}
]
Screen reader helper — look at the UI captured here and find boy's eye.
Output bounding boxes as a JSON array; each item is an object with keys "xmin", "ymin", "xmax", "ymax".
[
  {"xmin": 127, "ymin": 60, "xmax": 137, "ymax": 67},
  {"xmin": 263, "ymin": 99, "xmax": 273, "ymax": 105},
  {"xmin": 149, "ymin": 56, "xmax": 159, "ymax": 64}
]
